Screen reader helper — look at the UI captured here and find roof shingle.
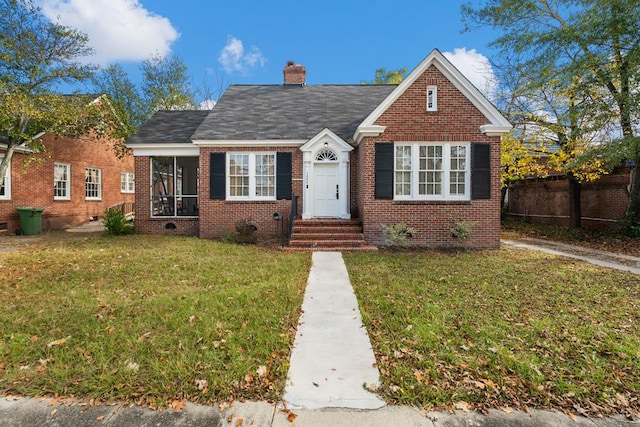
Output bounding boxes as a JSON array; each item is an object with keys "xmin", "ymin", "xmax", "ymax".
[
  {"xmin": 192, "ymin": 84, "xmax": 396, "ymax": 141},
  {"xmin": 126, "ymin": 110, "xmax": 209, "ymax": 144}
]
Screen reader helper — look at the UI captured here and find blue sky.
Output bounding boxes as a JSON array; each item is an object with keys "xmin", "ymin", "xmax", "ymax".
[{"xmin": 37, "ymin": 0, "xmax": 501, "ymax": 100}]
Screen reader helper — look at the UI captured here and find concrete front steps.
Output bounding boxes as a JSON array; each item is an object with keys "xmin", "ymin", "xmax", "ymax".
[{"xmin": 285, "ymin": 219, "xmax": 378, "ymax": 252}]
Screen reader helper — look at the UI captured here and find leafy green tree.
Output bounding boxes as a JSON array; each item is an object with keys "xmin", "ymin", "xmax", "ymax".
[
  {"xmin": 141, "ymin": 53, "xmax": 196, "ymax": 115},
  {"xmin": 362, "ymin": 67, "xmax": 407, "ymax": 84},
  {"xmin": 92, "ymin": 64, "xmax": 145, "ymax": 140},
  {"xmin": 462, "ymin": 0, "xmax": 640, "ymax": 223},
  {"xmin": 0, "ymin": 0, "xmax": 101, "ymax": 188}
]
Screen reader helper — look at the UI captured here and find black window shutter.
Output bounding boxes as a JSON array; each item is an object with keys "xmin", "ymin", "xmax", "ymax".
[
  {"xmin": 375, "ymin": 142, "xmax": 394, "ymax": 199},
  {"xmin": 471, "ymin": 143, "xmax": 491, "ymax": 200},
  {"xmin": 210, "ymin": 152, "xmax": 226, "ymax": 200},
  {"xmin": 276, "ymin": 152, "xmax": 292, "ymax": 200}
]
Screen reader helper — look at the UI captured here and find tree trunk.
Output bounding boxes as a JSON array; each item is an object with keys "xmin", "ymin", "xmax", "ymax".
[
  {"xmin": 626, "ymin": 155, "xmax": 640, "ymax": 223},
  {"xmin": 568, "ymin": 174, "xmax": 582, "ymax": 228},
  {"xmin": 501, "ymin": 186, "xmax": 508, "ymax": 211}
]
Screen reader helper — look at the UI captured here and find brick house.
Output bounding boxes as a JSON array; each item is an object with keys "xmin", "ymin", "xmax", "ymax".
[
  {"xmin": 126, "ymin": 49, "xmax": 511, "ymax": 249},
  {"xmin": 0, "ymin": 133, "xmax": 135, "ymax": 233}
]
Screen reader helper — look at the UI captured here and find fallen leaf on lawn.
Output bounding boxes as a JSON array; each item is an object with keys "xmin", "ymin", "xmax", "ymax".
[
  {"xmin": 47, "ymin": 398, "xmax": 59, "ymax": 407},
  {"xmin": 235, "ymin": 417, "xmax": 244, "ymax": 426},
  {"xmin": 454, "ymin": 401, "xmax": 471, "ymax": 413},
  {"xmin": 171, "ymin": 399, "xmax": 186, "ymax": 413},
  {"xmin": 30, "ymin": 336, "xmax": 38, "ymax": 343},
  {"xmin": 47, "ymin": 336, "xmax": 70, "ymax": 348},
  {"xmin": 137, "ymin": 332, "xmax": 151, "ymax": 343},
  {"xmin": 413, "ymin": 370, "xmax": 423, "ymax": 384},
  {"xmin": 219, "ymin": 402, "xmax": 231, "ymax": 411},
  {"xmin": 244, "ymin": 372, "xmax": 254, "ymax": 383},
  {"xmin": 125, "ymin": 362, "xmax": 139, "ymax": 372},
  {"xmin": 287, "ymin": 412, "xmax": 297, "ymax": 422},
  {"xmin": 482, "ymin": 379, "xmax": 496, "ymax": 389},
  {"xmin": 256, "ymin": 365, "xmax": 267, "ymax": 377},
  {"xmin": 500, "ymin": 407, "xmax": 513, "ymax": 414},
  {"xmin": 189, "ymin": 315, "xmax": 196, "ymax": 324},
  {"xmin": 241, "ymin": 321, "xmax": 249, "ymax": 328},
  {"xmin": 213, "ymin": 340, "xmax": 226, "ymax": 348}
]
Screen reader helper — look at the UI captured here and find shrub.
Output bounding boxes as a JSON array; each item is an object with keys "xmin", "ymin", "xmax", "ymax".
[
  {"xmin": 232, "ymin": 219, "xmax": 258, "ymax": 244},
  {"xmin": 103, "ymin": 207, "xmax": 134, "ymax": 236},
  {"xmin": 381, "ymin": 223, "xmax": 416, "ymax": 246},
  {"xmin": 449, "ymin": 216, "xmax": 476, "ymax": 240}
]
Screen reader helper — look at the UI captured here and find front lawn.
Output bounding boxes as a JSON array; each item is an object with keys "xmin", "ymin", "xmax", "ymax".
[
  {"xmin": 344, "ymin": 249, "xmax": 640, "ymax": 418},
  {"xmin": 0, "ymin": 235, "xmax": 311, "ymax": 408}
]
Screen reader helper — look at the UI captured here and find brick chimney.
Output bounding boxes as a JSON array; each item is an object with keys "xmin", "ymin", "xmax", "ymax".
[{"xmin": 283, "ymin": 61, "xmax": 306, "ymax": 85}]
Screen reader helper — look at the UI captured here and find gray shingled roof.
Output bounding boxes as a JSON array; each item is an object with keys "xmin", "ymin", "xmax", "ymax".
[
  {"xmin": 126, "ymin": 110, "xmax": 209, "ymax": 144},
  {"xmin": 192, "ymin": 84, "xmax": 397, "ymax": 141}
]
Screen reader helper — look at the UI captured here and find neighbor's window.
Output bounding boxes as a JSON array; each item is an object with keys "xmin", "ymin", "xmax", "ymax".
[
  {"xmin": 85, "ymin": 167, "xmax": 102, "ymax": 200},
  {"xmin": 54, "ymin": 163, "xmax": 71, "ymax": 200},
  {"xmin": 227, "ymin": 153, "xmax": 275, "ymax": 200},
  {"xmin": 427, "ymin": 85, "xmax": 437, "ymax": 111},
  {"xmin": 0, "ymin": 156, "xmax": 10, "ymax": 200},
  {"xmin": 151, "ymin": 157, "xmax": 198, "ymax": 216},
  {"xmin": 121, "ymin": 172, "xmax": 135, "ymax": 193},
  {"xmin": 394, "ymin": 142, "xmax": 469, "ymax": 200}
]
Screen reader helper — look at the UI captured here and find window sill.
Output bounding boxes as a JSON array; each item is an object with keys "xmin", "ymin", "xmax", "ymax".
[
  {"xmin": 392, "ymin": 200, "xmax": 471, "ymax": 205},
  {"xmin": 224, "ymin": 200, "xmax": 277, "ymax": 204}
]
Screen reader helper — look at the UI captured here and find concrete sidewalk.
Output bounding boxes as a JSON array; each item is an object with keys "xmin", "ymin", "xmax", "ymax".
[
  {"xmin": 501, "ymin": 238, "xmax": 640, "ymax": 274},
  {"xmin": 1, "ymin": 396, "xmax": 637, "ymax": 426},
  {"xmin": 283, "ymin": 251, "xmax": 384, "ymax": 410}
]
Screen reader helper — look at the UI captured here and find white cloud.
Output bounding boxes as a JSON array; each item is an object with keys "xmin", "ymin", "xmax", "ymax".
[
  {"xmin": 443, "ymin": 48, "xmax": 497, "ymax": 99},
  {"xmin": 218, "ymin": 36, "xmax": 266, "ymax": 74},
  {"xmin": 37, "ymin": 0, "xmax": 179, "ymax": 65}
]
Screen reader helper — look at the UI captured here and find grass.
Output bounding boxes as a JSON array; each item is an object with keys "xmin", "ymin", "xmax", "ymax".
[
  {"xmin": 344, "ymin": 249, "xmax": 640, "ymax": 417},
  {"xmin": 0, "ymin": 235, "xmax": 311, "ymax": 408}
]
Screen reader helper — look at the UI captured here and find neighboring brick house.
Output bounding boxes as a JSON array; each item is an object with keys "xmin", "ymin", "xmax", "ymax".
[
  {"xmin": 125, "ymin": 49, "xmax": 511, "ymax": 249},
  {"xmin": 0, "ymin": 133, "xmax": 135, "ymax": 233}
]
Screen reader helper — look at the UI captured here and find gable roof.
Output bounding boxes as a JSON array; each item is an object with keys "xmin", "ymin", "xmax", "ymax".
[
  {"xmin": 356, "ymin": 49, "xmax": 511, "ymax": 142},
  {"xmin": 191, "ymin": 85, "xmax": 396, "ymax": 142},
  {"xmin": 126, "ymin": 110, "xmax": 209, "ymax": 145}
]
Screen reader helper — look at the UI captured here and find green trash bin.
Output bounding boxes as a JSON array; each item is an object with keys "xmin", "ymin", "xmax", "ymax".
[{"xmin": 16, "ymin": 207, "xmax": 44, "ymax": 235}]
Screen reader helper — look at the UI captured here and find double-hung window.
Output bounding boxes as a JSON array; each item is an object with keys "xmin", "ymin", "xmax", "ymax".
[
  {"xmin": 85, "ymin": 167, "xmax": 102, "ymax": 200},
  {"xmin": 394, "ymin": 143, "xmax": 470, "ymax": 200},
  {"xmin": 54, "ymin": 163, "xmax": 71, "ymax": 200},
  {"xmin": 227, "ymin": 153, "xmax": 275, "ymax": 200},
  {"xmin": 121, "ymin": 172, "xmax": 135, "ymax": 193}
]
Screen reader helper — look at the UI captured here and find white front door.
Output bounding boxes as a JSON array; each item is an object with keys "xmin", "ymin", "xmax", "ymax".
[{"xmin": 313, "ymin": 163, "xmax": 340, "ymax": 217}]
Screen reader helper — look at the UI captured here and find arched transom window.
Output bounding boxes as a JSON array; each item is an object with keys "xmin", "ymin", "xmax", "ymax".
[{"xmin": 315, "ymin": 148, "xmax": 338, "ymax": 161}]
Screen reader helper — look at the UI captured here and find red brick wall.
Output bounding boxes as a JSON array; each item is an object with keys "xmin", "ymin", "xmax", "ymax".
[
  {"xmin": 508, "ymin": 171, "xmax": 629, "ymax": 229},
  {"xmin": 0, "ymin": 134, "xmax": 134, "ymax": 233},
  {"xmin": 357, "ymin": 65, "xmax": 502, "ymax": 249},
  {"xmin": 198, "ymin": 146, "xmax": 303, "ymax": 240}
]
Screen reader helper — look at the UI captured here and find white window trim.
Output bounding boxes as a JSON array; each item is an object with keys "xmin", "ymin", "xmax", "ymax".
[
  {"xmin": 226, "ymin": 152, "xmax": 276, "ymax": 201},
  {"xmin": 54, "ymin": 162, "xmax": 71, "ymax": 201},
  {"xmin": 394, "ymin": 142, "xmax": 470, "ymax": 201},
  {"xmin": 0, "ymin": 155, "xmax": 10, "ymax": 200},
  {"xmin": 121, "ymin": 172, "xmax": 135, "ymax": 194},
  {"xmin": 85, "ymin": 167, "xmax": 102, "ymax": 201},
  {"xmin": 427, "ymin": 85, "xmax": 438, "ymax": 111}
]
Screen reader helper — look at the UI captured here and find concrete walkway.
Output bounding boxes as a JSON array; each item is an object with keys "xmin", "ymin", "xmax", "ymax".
[
  {"xmin": 502, "ymin": 238, "xmax": 640, "ymax": 275},
  {"xmin": 283, "ymin": 251, "xmax": 385, "ymax": 410}
]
